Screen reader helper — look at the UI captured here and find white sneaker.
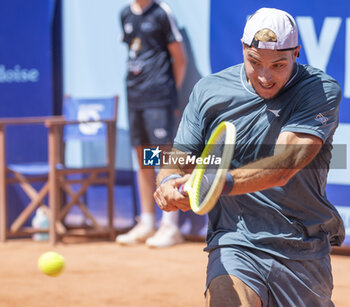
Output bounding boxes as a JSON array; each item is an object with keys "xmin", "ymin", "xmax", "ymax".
[
  {"xmin": 146, "ymin": 224, "xmax": 184, "ymax": 248},
  {"xmin": 116, "ymin": 222, "xmax": 155, "ymax": 245}
]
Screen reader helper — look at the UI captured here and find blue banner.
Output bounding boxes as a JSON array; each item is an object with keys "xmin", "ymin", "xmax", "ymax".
[
  {"xmin": 0, "ymin": 0, "xmax": 54, "ymax": 163},
  {"xmin": 0, "ymin": 0, "xmax": 55, "ymax": 226}
]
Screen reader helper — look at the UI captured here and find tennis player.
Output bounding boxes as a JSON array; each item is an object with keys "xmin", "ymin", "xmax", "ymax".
[
  {"xmin": 115, "ymin": 0, "xmax": 187, "ymax": 248},
  {"xmin": 154, "ymin": 8, "xmax": 345, "ymax": 306}
]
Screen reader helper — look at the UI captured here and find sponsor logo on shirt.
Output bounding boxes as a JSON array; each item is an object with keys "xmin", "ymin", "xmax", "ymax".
[
  {"xmin": 130, "ymin": 37, "xmax": 142, "ymax": 59},
  {"xmin": 141, "ymin": 22, "xmax": 154, "ymax": 32},
  {"xmin": 267, "ymin": 108, "xmax": 281, "ymax": 117},
  {"xmin": 154, "ymin": 128, "xmax": 167, "ymax": 139},
  {"xmin": 315, "ymin": 113, "xmax": 329, "ymax": 124},
  {"xmin": 129, "ymin": 37, "xmax": 143, "ymax": 75},
  {"xmin": 124, "ymin": 23, "xmax": 133, "ymax": 34}
]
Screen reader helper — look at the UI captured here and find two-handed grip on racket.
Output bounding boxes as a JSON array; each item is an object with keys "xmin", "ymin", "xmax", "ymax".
[{"xmin": 178, "ymin": 172, "xmax": 234, "ymax": 196}]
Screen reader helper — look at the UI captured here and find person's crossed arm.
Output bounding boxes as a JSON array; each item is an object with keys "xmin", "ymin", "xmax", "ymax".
[
  {"xmin": 228, "ymin": 131, "xmax": 322, "ymax": 195},
  {"xmin": 154, "ymin": 131, "xmax": 322, "ymax": 212}
]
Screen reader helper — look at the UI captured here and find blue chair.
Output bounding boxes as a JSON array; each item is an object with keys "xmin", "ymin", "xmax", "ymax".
[
  {"xmin": 0, "ymin": 117, "xmax": 53, "ymax": 242},
  {"xmin": 0, "ymin": 96, "xmax": 119, "ymax": 244},
  {"xmin": 62, "ymin": 97, "xmax": 139, "ymax": 232}
]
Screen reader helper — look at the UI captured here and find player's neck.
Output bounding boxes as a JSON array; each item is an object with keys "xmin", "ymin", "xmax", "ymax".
[{"xmin": 133, "ymin": 0, "xmax": 154, "ymax": 14}]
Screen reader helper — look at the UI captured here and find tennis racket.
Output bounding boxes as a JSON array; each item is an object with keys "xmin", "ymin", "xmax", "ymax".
[{"xmin": 181, "ymin": 121, "xmax": 236, "ymax": 215}]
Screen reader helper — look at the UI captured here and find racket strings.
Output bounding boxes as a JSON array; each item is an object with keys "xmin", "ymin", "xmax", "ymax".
[{"xmin": 198, "ymin": 131, "xmax": 226, "ymax": 204}]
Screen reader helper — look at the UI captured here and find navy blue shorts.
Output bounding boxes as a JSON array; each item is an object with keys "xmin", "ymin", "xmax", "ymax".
[
  {"xmin": 206, "ymin": 245, "xmax": 334, "ymax": 307},
  {"xmin": 128, "ymin": 106, "xmax": 174, "ymax": 146}
]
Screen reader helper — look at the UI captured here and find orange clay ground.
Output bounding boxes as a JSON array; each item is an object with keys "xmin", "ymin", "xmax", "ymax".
[{"xmin": 0, "ymin": 240, "xmax": 349, "ymax": 307}]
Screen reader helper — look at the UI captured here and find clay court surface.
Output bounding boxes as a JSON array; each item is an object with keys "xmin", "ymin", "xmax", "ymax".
[{"xmin": 0, "ymin": 240, "xmax": 349, "ymax": 307}]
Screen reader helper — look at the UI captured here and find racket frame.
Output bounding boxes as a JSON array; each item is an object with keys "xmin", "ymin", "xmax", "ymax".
[{"xmin": 184, "ymin": 121, "xmax": 236, "ymax": 215}]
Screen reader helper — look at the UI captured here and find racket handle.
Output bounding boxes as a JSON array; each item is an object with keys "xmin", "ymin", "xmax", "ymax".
[{"xmin": 178, "ymin": 184, "xmax": 185, "ymax": 195}]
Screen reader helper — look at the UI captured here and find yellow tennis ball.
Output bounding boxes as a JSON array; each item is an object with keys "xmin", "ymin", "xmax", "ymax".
[{"xmin": 38, "ymin": 251, "xmax": 65, "ymax": 277}]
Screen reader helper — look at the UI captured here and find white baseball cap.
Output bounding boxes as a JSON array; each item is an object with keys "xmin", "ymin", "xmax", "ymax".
[{"xmin": 242, "ymin": 8, "xmax": 298, "ymax": 50}]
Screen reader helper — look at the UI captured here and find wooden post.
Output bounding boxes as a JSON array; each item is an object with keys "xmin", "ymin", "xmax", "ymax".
[
  {"xmin": 107, "ymin": 122, "xmax": 116, "ymax": 240},
  {"xmin": 48, "ymin": 125, "xmax": 59, "ymax": 245},
  {"xmin": 0, "ymin": 125, "xmax": 6, "ymax": 242}
]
